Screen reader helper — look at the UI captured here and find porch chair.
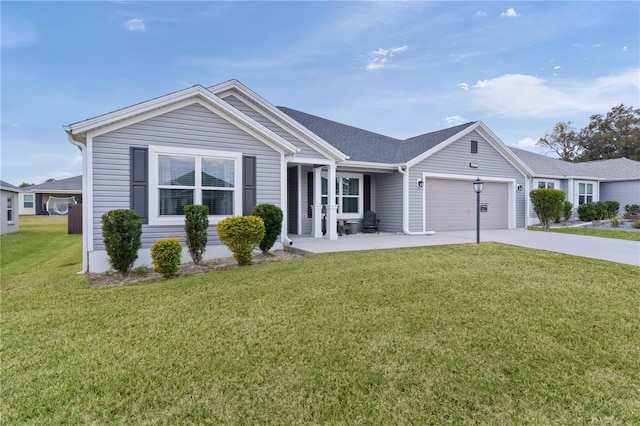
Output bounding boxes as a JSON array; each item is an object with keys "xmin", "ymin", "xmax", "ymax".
[{"xmin": 363, "ymin": 210, "xmax": 380, "ymax": 233}]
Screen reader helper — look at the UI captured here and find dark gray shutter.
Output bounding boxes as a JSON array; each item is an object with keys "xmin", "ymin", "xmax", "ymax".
[
  {"xmin": 242, "ymin": 156, "xmax": 257, "ymax": 216},
  {"xmin": 307, "ymin": 171, "xmax": 313, "ymax": 218},
  {"xmin": 364, "ymin": 175, "xmax": 371, "ymax": 212},
  {"xmin": 130, "ymin": 147, "xmax": 148, "ymax": 224}
]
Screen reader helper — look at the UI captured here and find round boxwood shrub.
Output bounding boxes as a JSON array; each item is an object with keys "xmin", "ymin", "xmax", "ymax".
[
  {"xmin": 217, "ymin": 216, "xmax": 265, "ymax": 266},
  {"xmin": 184, "ymin": 205, "xmax": 209, "ymax": 264},
  {"xmin": 578, "ymin": 203, "xmax": 597, "ymax": 222},
  {"xmin": 251, "ymin": 203, "xmax": 283, "ymax": 254},
  {"xmin": 151, "ymin": 237, "xmax": 183, "ymax": 278},
  {"xmin": 101, "ymin": 209, "xmax": 142, "ymax": 276}
]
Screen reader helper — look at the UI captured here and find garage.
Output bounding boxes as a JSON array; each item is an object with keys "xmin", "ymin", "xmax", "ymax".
[{"xmin": 425, "ymin": 178, "xmax": 509, "ymax": 231}]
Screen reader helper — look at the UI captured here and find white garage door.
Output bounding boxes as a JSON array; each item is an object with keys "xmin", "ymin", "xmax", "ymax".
[{"xmin": 425, "ymin": 178, "xmax": 509, "ymax": 231}]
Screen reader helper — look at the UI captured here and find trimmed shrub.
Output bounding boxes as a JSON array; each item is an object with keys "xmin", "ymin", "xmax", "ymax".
[
  {"xmin": 151, "ymin": 237, "xmax": 183, "ymax": 278},
  {"xmin": 603, "ymin": 201, "xmax": 620, "ymax": 218},
  {"xmin": 251, "ymin": 203, "xmax": 284, "ymax": 254},
  {"xmin": 217, "ymin": 216, "xmax": 265, "ymax": 266},
  {"xmin": 610, "ymin": 217, "xmax": 620, "ymax": 228},
  {"xmin": 578, "ymin": 203, "xmax": 597, "ymax": 222},
  {"xmin": 101, "ymin": 209, "xmax": 142, "ymax": 276},
  {"xmin": 529, "ymin": 188, "xmax": 566, "ymax": 231},
  {"xmin": 632, "ymin": 220, "xmax": 640, "ymax": 229},
  {"xmin": 625, "ymin": 204, "xmax": 640, "ymax": 215},
  {"xmin": 562, "ymin": 200, "xmax": 573, "ymax": 222},
  {"xmin": 184, "ymin": 205, "xmax": 209, "ymax": 264}
]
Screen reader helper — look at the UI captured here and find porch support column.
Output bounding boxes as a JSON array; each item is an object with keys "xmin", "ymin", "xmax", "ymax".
[
  {"xmin": 312, "ymin": 166, "xmax": 323, "ymax": 238},
  {"xmin": 325, "ymin": 164, "xmax": 338, "ymax": 240}
]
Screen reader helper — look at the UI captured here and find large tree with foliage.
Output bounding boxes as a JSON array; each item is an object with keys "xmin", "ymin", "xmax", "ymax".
[
  {"xmin": 537, "ymin": 104, "xmax": 640, "ymax": 162},
  {"xmin": 576, "ymin": 104, "xmax": 640, "ymax": 162},
  {"xmin": 537, "ymin": 121, "xmax": 581, "ymax": 161}
]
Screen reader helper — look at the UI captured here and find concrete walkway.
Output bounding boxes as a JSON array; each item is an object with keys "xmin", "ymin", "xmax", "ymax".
[{"xmin": 287, "ymin": 229, "xmax": 640, "ymax": 266}]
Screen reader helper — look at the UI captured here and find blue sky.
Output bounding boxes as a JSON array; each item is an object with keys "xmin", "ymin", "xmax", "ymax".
[{"xmin": 2, "ymin": 1, "xmax": 638, "ymax": 186}]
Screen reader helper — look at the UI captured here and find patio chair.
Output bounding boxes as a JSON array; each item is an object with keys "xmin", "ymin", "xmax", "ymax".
[
  {"xmin": 363, "ymin": 210, "xmax": 380, "ymax": 233},
  {"xmin": 337, "ymin": 220, "xmax": 349, "ymax": 236}
]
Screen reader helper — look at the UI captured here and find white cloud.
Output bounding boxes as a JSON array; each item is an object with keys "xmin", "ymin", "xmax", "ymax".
[
  {"xmin": 444, "ymin": 115, "xmax": 465, "ymax": 126},
  {"xmin": 500, "ymin": 8, "xmax": 520, "ymax": 18},
  {"xmin": 513, "ymin": 137, "xmax": 538, "ymax": 148},
  {"xmin": 623, "ymin": 46, "xmax": 628, "ymax": 51},
  {"xmin": 457, "ymin": 68, "xmax": 640, "ymax": 118},
  {"xmin": 457, "ymin": 83, "xmax": 470, "ymax": 91},
  {"xmin": 592, "ymin": 43, "xmax": 603, "ymax": 48},
  {"xmin": 365, "ymin": 45, "xmax": 408, "ymax": 70},
  {"xmin": 123, "ymin": 18, "xmax": 147, "ymax": 32},
  {"xmin": 553, "ymin": 65, "xmax": 561, "ymax": 70},
  {"xmin": 476, "ymin": 11, "xmax": 487, "ymax": 16}
]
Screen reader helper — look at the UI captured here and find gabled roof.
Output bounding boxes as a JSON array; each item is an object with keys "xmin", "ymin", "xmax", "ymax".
[
  {"xmin": 278, "ymin": 107, "xmax": 478, "ymax": 163},
  {"xmin": 0, "ymin": 180, "xmax": 20, "ymax": 192},
  {"xmin": 22, "ymin": 175, "xmax": 82, "ymax": 192},
  {"xmin": 65, "ymin": 84, "xmax": 299, "ymax": 155},
  {"xmin": 510, "ymin": 147, "xmax": 640, "ymax": 181}
]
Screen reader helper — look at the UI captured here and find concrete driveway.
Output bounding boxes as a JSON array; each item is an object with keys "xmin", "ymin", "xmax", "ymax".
[{"xmin": 287, "ymin": 229, "xmax": 640, "ymax": 266}]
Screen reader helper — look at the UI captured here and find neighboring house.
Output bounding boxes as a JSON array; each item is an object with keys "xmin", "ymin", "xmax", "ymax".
[
  {"xmin": 0, "ymin": 180, "xmax": 20, "ymax": 235},
  {"xmin": 510, "ymin": 148, "xmax": 640, "ymax": 225},
  {"xmin": 65, "ymin": 80, "xmax": 532, "ymax": 273},
  {"xmin": 20, "ymin": 175, "xmax": 83, "ymax": 215}
]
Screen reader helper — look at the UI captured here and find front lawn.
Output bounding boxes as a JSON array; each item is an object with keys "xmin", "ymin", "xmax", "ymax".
[
  {"xmin": 2, "ymin": 216, "xmax": 639, "ymax": 424},
  {"xmin": 529, "ymin": 224, "xmax": 640, "ymax": 241}
]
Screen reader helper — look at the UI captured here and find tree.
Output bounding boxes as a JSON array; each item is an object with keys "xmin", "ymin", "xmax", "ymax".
[
  {"xmin": 18, "ymin": 182, "xmax": 35, "ymax": 188},
  {"xmin": 576, "ymin": 104, "xmax": 640, "ymax": 162},
  {"xmin": 536, "ymin": 121, "xmax": 581, "ymax": 161}
]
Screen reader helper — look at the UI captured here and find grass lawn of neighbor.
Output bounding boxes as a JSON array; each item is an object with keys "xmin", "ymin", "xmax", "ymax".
[{"xmin": 2, "ymin": 216, "xmax": 639, "ymax": 424}]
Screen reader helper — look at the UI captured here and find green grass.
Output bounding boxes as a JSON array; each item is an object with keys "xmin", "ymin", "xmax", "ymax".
[
  {"xmin": 529, "ymin": 224, "xmax": 640, "ymax": 241},
  {"xmin": 2, "ymin": 216, "xmax": 640, "ymax": 424}
]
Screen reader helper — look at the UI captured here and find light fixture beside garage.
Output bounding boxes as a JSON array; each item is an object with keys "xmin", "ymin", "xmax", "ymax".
[
  {"xmin": 473, "ymin": 177, "xmax": 484, "ymax": 244},
  {"xmin": 417, "ymin": 178, "xmax": 424, "ymax": 188}
]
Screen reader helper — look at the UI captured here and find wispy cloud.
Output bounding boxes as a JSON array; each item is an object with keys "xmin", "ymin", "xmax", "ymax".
[
  {"xmin": 365, "ymin": 46, "xmax": 408, "ymax": 70},
  {"xmin": 457, "ymin": 68, "xmax": 640, "ymax": 118},
  {"xmin": 444, "ymin": 115, "xmax": 465, "ymax": 126},
  {"xmin": 476, "ymin": 11, "xmax": 487, "ymax": 17},
  {"xmin": 123, "ymin": 18, "xmax": 147, "ymax": 32},
  {"xmin": 513, "ymin": 137, "xmax": 538, "ymax": 148},
  {"xmin": 1, "ymin": 16, "xmax": 37, "ymax": 48},
  {"xmin": 500, "ymin": 8, "xmax": 520, "ymax": 18}
]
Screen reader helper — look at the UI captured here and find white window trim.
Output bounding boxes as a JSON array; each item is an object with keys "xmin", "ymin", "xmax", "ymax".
[
  {"xmin": 321, "ymin": 172, "xmax": 364, "ymax": 220},
  {"xmin": 576, "ymin": 181, "xmax": 596, "ymax": 205},
  {"xmin": 7, "ymin": 195, "xmax": 14, "ymax": 224},
  {"xmin": 23, "ymin": 194, "xmax": 34, "ymax": 209},
  {"xmin": 148, "ymin": 145, "xmax": 242, "ymax": 226},
  {"xmin": 534, "ymin": 179, "xmax": 560, "ymax": 190}
]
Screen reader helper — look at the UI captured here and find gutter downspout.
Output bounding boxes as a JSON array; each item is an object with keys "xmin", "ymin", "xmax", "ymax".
[
  {"xmin": 66, "ymin": 131, "xmax": 89, "ymax": 274},
  {"xmin": 282, "ymin": 153, "xmax": 295, "ymax": 246},
  {"xmin": 397, "ymin": 165, "xmax": 435, "ymax": 236}
]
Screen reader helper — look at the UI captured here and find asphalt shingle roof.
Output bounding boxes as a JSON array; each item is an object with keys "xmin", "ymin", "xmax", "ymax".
[
  {"xmin": 509, "ymin": 147, "xmax": 640, "ymax": 180},
  {"xmin": 23, "ymin": 175, "xmax": 82, "ymax": 192},
  {"xmin": 278, "ymin": 107, "xmax": 477, "ymax": 163},
  {"xmin": 0, "ymin": 180, "xmax": 20, "ymax": 192}
]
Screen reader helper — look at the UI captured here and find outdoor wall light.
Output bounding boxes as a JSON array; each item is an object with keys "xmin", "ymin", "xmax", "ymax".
[
  {"xmin": 473, "ymin": 177, "xmax": 484, "ymax": 244},
  {"xmin": 517, "ymin": 184, "xmax": 524, "ymax": 191},
  {"xmin": 417, "ymin": 178, "xmax": 424, "ymax": 188}
]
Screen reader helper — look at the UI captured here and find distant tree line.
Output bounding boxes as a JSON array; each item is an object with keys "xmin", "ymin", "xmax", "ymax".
[{"xmin": 537, "ymin": 104, "xmax": 640, "ymax": 162}]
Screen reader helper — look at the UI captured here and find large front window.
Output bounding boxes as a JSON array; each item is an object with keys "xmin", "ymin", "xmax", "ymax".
[
  {"xmin": 578, "ymin": 182, "xmax": 594, "ymax": 205},
  {"xmin": 536, "ymin": 180, "xmax": 557, "ymax": 189},
  {"xmin": 150, "ymin": 146, "xmax": 241, "ymax": 225},
  {"xmin": 321, "ymin": 173, "xmax": 363, "ymax": 218}
]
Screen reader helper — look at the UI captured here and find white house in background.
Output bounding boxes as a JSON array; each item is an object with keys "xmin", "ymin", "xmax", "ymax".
[
  {"xmin": 0, "ymin": 180, "xmax": 20, "ymax": 235},
  {"xmin": 20, "ymin": 175, "xmax": 83, "ymax": 216},
  {"xmin": 510, "ymin": 148, "xmax": 640, "ymax": 225}
]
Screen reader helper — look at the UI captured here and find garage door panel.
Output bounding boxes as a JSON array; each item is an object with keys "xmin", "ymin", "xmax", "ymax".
[{"xmin": 425, "ymin": 178, "xmax": 508, "ymax": 231}]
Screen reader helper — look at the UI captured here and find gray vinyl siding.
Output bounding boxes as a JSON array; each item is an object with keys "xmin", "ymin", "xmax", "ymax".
[
  {"xmin": 410, "ymin": 131, "xmax": 527, "ymax": 230},
  {"xmin": 600, "ymin": 180, "xmax": 640, "ymax": 214},
  {"xmin": 375, "ymin": 173, "xmax": 403, "ymax": 232},
  {"xmin": 223, "ymin": 95, "xmax": 328, "ymax": 161},
  {"xmin": 91, "ymin": 103, "xmax": 281, "ymax": 250}
]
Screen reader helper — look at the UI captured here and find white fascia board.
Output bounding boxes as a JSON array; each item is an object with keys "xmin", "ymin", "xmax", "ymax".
[
  {"xmin": 209, "ymin": 80, "xmax": 349, "ymax": 162},
  {"xmin": 66, "ymin": 85, "xmax": 299, "ymax": 155},
  {"xmin": 339, "ymin": 160, "xmax": 400, "ymax": 172}
]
